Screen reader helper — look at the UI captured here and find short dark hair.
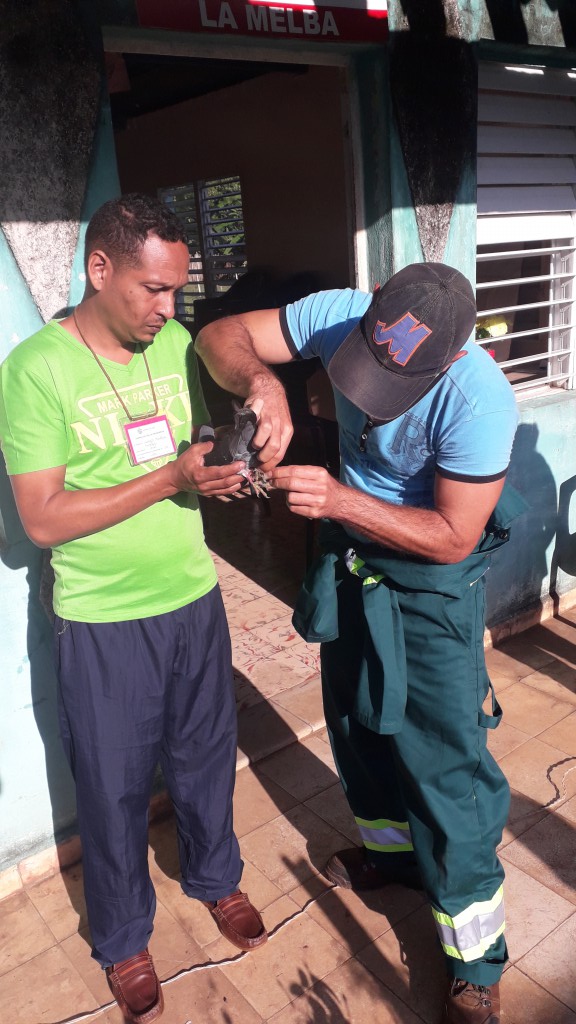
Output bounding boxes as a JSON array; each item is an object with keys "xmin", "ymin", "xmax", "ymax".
[{"xmin": 84, "ymin": 192, "xmax": 188, "ymax": 270}]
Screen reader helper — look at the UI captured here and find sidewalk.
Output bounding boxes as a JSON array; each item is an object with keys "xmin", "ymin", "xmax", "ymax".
[{"xmin": 0, "ymin": 494, "xmax": 575, "ymax": 1023}]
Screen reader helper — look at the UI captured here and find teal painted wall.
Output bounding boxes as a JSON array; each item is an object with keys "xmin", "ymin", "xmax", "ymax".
[
  {"xmin": 0, "ymin": 116, "xmax": 119, "ymax": 870},
  {"xmin": 0, "ymin": 22, "xmax": 119, "ymax": 868},
  {"xmin": 487, "ymin": 392, "xmax": 576, "ymax": 627}
]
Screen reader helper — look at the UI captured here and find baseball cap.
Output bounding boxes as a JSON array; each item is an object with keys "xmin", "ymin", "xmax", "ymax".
[{"xmin": 327, "ymin": 262, "xmax": 476, "ymax": 422}]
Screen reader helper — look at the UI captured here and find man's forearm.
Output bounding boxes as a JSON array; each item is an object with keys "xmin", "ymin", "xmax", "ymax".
[
  {"xmin": 195, "ymin": 318, "xmax": 282, "ymax": 399},
  {"xmin": 19, "ymin": 464, "xmax": 180, "ymax": 548},
  {"xmin": 330, "ymin": 485, "xmax": 475, "ymax": 563},
  {"xmin": 12, "ymin": 443, "xmax": 246, "ymax": 548},
  {"xmin": 195, "ymin": 314, "xmax": 294, "ymax": 469},
  {"xmin": 270, "ymin": 464, "xmax": 495, "ymax": 564}
]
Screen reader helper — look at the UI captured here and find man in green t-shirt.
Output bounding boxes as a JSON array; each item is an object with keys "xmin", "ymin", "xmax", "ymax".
[{"xmin": 0, "ymin": 194, "xmax": 269, "ymax": 1024}]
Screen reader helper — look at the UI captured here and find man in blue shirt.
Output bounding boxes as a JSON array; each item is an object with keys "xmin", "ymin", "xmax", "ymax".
[{"xmin": 196, "ymin": 263, "xmax": 518, "ymax": 1024}]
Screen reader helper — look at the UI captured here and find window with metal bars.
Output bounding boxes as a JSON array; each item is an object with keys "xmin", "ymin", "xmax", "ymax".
[
  {"xmin": 476, "ymin": 62, "xmax": 576, "ymax": 393},
  {"xmin": 476, "ymin": 238, "xmax": 576, "ymax": 390},
  {"xmin": 158, "ymin": 176, "xmax": 247, "ymax": 324}
]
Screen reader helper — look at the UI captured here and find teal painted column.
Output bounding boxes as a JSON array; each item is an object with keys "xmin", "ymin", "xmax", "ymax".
[
  {"xmin": 350, "ymin": 49, "xmax": 394, "ymax": 290},
  {"xmin": 69, "ymin": 92, "xmax": 121, "ymax": 309},
  {"xmin": 0, "ymin": 5, "xmax": 119, "ymax": 871},
  {"xmin": 384, "ymin": 0, "xmax": 481, "ymax": 285},
  {"xmin": 354, "ymin": 2, "xmax": 482, "ymax": 290}
]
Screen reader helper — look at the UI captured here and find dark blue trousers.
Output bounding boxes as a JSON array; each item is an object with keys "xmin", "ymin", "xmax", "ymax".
[{"xmin": 53, "ymin": 585, "xmax": 242, "ymax": 968}]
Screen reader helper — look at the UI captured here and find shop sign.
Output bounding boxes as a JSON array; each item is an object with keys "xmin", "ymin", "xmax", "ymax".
[{"xmin": 136, "ymin": 0, "xmax": 388, "ymax": 43}]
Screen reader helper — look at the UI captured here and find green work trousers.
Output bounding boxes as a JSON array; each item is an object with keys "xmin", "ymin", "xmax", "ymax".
[{"xmin": 321, "ymin": 569, "xmax": 509, "ymax": 986}]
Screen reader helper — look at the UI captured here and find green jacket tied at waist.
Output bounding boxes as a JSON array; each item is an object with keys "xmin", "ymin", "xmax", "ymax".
[{"xmin": 292, "ymin": 483, "xmax": 527, "ymax": 736}]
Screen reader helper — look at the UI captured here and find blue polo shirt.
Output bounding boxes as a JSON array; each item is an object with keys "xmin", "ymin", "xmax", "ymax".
[{"xmin": 281, "ymin": 288, "xmax": 518, "ymax": 509}]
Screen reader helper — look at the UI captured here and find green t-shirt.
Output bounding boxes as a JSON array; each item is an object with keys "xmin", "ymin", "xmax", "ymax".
[{"xmin": 0, "ymin": 318, "xmax": 217, "ymax": 622}]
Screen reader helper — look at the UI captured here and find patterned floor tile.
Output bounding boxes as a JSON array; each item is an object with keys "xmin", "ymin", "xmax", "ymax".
[
  {"xmin": 237, "ymin": 701, "xmax": 311, "ymax": 765},
  {"xmin": 500, "ymin": 965, "xmax": 576, "ymax": 1024},
  {"xmin": 272, "ymin": 677, "xmax": 325, "ymax": 730},
  {"xmin": 303, "ymin": 782, "xmax": 359, "ymax": 846},
  {"xmin": 256, "ymin": 735, "xmax": 339, "ymax": 802},
  {"xmin": 520, "ymin": 661, "xmax": 576, "ymax": 707},
  {"xmin": 233, "ymin": 764, "xmax": 299, "ymax": 838},
  {"xmin": 356, "ymin": 902, "xmax": 446, "ymax": 1024},
  {"xmin": 503, "ymin": 861, "xmax": 575, "ymax": 963},
  {"xmin": 538, "ymin": 711, "xmax": 576, "ymax": 756},
  {"xmin": 501, "ymin": 809, "xmax": 576, "ymax": 906},
  {"xmin": 267, "ymin": 956, "xmax": 422, "ymax": 1023},
  {"xmin": 26, "ymin": 862, "xmax": 87, "ymax": 942},
  {"xmin": 218, "ymin": 894, "xmax": 349, "ymax": 1019},
  {"xmin": 496, "ymin": 682, "xmax": 574, "ymax": 737},
  {"xmin": 498, "ymin": 737, "xmax": 576, "ymax": 807},
  {"xmin": 485, "ymin": 642, "xmax": 557, "ymax": 690},
  {"xmin": 0, "ymin": 945, "xmax": 117, "ymax": 1024},
  {"xmin": 0, "ymin": 889, "xmax": 56, "ymax": 977},
  {"xmin": 303, "ymin": 881, "xmax": 426, "ymax": 955},
  {"xmin": 238, "ymin": 804, "xmax": 353, "ymax": 893},
  {"xmin": 515, "ymin": 911, "xmax": 576, "ymax": 1013}
]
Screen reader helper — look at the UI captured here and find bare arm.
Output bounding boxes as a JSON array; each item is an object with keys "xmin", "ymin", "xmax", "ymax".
[
  {"xmin": 10, "ymin": 442, "xmax": 246, "ymax": 548},
  {"xmin": 269, "ymin": 464, "xmax": 506, "ymax": 563},
  {"xmin": 195, "ymin": 310, "xmax": 295, "ymax": 469}
]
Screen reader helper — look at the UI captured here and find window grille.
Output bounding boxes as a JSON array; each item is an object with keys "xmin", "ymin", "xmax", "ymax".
[
  {"xmin": 476, "ymin": 63, "xmax": 576, "ymax": 392},
  {"xmin": 197, "ymin": 177, "xmax": 247, "ymax": 297},
  {"xmin": 158, "ymin": 176, "xmax": 247, "ymax": 324}
]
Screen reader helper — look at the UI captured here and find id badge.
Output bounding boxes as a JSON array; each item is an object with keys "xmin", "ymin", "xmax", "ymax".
[{"xmin": 124, "ymin": 415, "xmax": 177, "ymax": 465}]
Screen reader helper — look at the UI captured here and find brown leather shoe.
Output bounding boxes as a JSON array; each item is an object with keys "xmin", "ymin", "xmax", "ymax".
[
  {"xmin": 203, "ymin": 890, "xmax": 268, "ymax": 951},
  {"xmin": 442, "ymin": 979, "xmax": 500, "ymax": 1023},
  {"xmin": 325, "ymin": 846, "xmax": 423, "ymax": 892},
  {"xmin": 106, "ymin": 949, "xmax": 164, "ymax": 1023}
]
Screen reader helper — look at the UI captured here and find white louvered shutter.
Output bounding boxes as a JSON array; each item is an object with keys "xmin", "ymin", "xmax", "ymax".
[{"xmin": 476, "ymin": 62, "xmax": 576, "ymax": 392}]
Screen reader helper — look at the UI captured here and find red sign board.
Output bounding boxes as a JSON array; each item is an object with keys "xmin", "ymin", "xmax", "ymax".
[{"xmin": 136, "ymin": 0, "xmax": 388, "ymax": 44}]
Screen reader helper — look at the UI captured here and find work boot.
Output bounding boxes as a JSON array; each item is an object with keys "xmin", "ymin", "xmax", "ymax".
[
  {"xmin": 442, "ymin": 979, "xmax": 500, "ymax": 1023},
  {"xmin": 324, "ymin": 846, "xmax": 423, "ymax": 891}
]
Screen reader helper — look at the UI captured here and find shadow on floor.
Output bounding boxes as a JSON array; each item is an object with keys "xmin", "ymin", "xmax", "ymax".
[{"xmin": 201, "ymin": 489, "xmax": 312, "ymax": 601}]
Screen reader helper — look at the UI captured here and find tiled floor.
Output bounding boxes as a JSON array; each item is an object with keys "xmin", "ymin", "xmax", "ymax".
[{"xmin": 1, "ymin": 493, "xmax": 576, "ymax": 1023}]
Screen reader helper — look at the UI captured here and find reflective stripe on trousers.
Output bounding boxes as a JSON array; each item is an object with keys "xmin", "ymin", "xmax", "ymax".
[
  {"xmin": 431, "ymin": 886, "xmax": 505, "ymax": 963},
  {"xmin": 355, "ymin": 815, "xmax": 414, "ymax": 853}
]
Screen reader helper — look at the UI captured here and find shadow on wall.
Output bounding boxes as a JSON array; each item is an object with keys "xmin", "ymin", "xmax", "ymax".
[
  {"xmin": 0, "ymin": 455, "xmax": 77, "ymax": 853},
  {"xmin": 487, "ymin": 422, "xmax": 558, "ymax": 629}
]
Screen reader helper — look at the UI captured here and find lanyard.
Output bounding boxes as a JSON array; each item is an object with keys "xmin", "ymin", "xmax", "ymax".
[{"xmin": 72, "ymin": 309, "xmax": 159, "ymax": 421}]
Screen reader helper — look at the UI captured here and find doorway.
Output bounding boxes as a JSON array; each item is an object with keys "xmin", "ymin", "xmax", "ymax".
[
  {"xmin": 106, "ymin": 51, "xmax": 355, "ymax": 306},
  {"xmin": 107, "ymin": 49, "xmax": 348, "ymax": 435}
]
